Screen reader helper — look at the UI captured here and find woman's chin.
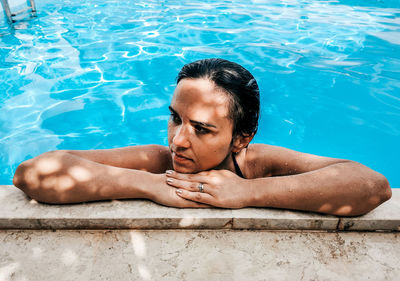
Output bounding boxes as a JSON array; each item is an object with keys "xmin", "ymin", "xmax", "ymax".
[{"xmin": 172, "ymin": 163, "xmax": 197, "ymax": 174}]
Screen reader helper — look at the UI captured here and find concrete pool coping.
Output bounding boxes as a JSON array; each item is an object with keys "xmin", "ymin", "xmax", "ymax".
[{"xmin": 0, "ymin": 185, "xmax": 399, "ymax": 232}]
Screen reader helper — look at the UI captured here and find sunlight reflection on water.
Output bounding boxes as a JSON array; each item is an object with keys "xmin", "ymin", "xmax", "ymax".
[{"xmin": 0, "ymin": 0, "xmax": 399, "ymax": 186}]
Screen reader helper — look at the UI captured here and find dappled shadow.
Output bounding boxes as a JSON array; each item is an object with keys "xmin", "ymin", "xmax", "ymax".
[
  {"xmin": 12, "ymin": 149, "xmax": 158, "ymax": 204},
  {"xmin": 12, "ymin": 149, "xmax": 391, "ymax": 216}
]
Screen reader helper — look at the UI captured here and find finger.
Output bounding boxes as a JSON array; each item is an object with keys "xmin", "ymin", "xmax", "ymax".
[
  {"xmin": 173, "ymin": 191, "xmax": 211, "ymax": 208},
  {"xmin": 166, "ymin": 177, "xmax": 203, "ymax": 192},
  {"xmin": 180, "ymin": 199, "xmax": 211, "ymax": 208},
  {"xmin": 176, "ymin": 189, "xmax": 214, "ymax": 205},
  {"xmin": 166, "ymin": 170, "xmax": 207, "ymax": 183}
]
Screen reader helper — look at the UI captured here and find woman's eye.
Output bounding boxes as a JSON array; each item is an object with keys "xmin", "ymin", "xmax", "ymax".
[
  {"xmin": 169, "ymin": 113, "xmax": 181, "ymax": 124},
  {"xmin": 195, "ymin": 125, "xmax": 210, "ymax": 134}
]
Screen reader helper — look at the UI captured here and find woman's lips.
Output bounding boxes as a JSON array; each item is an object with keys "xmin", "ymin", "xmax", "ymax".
[{"xmin": 172, "ymin": 152, "xmax": 193, "ymax": 163}]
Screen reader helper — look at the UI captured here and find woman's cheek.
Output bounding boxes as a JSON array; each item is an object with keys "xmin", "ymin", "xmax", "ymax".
[{"xmin": 198, "ymin": 148, "xmax": 225, "ymax": 170}]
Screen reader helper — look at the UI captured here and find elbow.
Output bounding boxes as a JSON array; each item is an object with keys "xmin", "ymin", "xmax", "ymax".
[
  {"xmin": 368, "ymin": 173, "xmax": 392, "ymax": 206},
  {"xmin": 13, "ymin": 162, "xmax": 39, "ymax": 201},
  {"xmin": 13, "ymin": 163, "xmax": 56, "ymax": 204},
  {"xmin": 13, "ymin": 160, "xmax": 32, "ymax": 192},
  {"xmin": 334, "ymin": 172, "xmax": 392, "ymax": 217},
  {"xmin": 375, "ymin": 174, "xmax": 392, "ymax": 204},
  {"xmin": 13, "ymin": 150, "xmax": 62, "ymax": 187},
  {"xmin": 350, "ymin": 174, "xmax": 392, "ymax": 217},
  {"xmin": 12, "ymin": 151, "xmax": 73, "ymax": 204},
  {"xmin": 14, "ymin": 178, "xmax": 71, "ymax": 205}
]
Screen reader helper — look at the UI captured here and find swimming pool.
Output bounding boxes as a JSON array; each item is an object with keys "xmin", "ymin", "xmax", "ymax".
[{"xmin": 1, "ymin": 0, "xmax": 399, "ymax": 187}]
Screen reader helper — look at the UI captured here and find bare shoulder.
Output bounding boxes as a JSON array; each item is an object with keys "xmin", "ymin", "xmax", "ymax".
[
  {"xmin": 244, "ymin": 144, "xmax": 277, "ymax": 178},
  {"xmin": 65, "ymin": 144, "xmax": 172, "ymax": 173},
  {"xmin": 245, "ymin": 143, "xmax": 348, "ymax": 178}
]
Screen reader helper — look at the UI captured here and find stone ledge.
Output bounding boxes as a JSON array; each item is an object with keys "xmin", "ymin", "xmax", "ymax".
[
  {"xmin": 1, "ymin": 230, "xmax": 399, "ymax": 281},
  {"xmin": 1, "ymin": 185, "xmax": 399, "ymax": 231}
]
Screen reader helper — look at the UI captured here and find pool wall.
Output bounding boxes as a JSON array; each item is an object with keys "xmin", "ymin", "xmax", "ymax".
[{"xmin": 1, "ymin": 185, "xmax": 399, "ymax": 280}]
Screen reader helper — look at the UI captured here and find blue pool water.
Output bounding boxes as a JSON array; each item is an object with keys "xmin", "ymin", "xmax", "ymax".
[{"xmin": 1, "ymin": 0, "xmax": 399, "ymax": 187}]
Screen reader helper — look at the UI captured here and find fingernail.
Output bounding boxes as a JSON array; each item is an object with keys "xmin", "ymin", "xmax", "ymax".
[
  {"xmin": 166, "ymin": 170, "xmax": 173, "ymax": 174},
  {"xmin": 176, "ymin": 189, "xmax": 182, "ymax": 194},
  {"xmin": 167, "ymin": 178, "xmax": 174, "ymax": 183}
]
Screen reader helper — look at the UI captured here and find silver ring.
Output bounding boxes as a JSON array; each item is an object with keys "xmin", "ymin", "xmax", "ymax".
[{"xmin": 198, "ymin": 183, "xmax": 204, "ymax": 193}]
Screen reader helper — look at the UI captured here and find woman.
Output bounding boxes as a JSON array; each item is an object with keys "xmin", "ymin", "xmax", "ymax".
[{"xmin": 13, "ymin": 58, "xmax": 391, "ymax": 216}]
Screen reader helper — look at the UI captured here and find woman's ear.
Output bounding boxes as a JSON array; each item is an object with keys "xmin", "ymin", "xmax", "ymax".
[{"xmin": 232, "ymin": 133, "xmax": 254, "ymax": 153}]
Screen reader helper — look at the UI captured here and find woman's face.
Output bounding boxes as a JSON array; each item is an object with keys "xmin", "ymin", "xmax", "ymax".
[{"xmin": 168, "ymin": 78, "xmax": 235, "ymax": 173}]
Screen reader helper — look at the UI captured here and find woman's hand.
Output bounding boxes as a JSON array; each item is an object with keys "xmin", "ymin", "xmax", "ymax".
[
  {"xmin": 165, "ymin": 169, "xmax": 252, "ymax": 208},
  {"xmin": 146, "ymin": 174, "xmax": 211, "ymax": 208}
]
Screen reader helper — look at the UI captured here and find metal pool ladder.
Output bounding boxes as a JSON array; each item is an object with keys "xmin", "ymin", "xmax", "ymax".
[{"xmin": 1, "ymin": 0, "xmax": 36, "ymax": 24}]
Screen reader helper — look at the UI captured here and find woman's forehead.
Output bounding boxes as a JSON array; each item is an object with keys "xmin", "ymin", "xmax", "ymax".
[
  {"xmin": 172, "ymin": 78, "xmax": 229, "ymax": 107},
  {"xmin": 171, "ymin": 78, "xmax": 232, "ymax": 124}
]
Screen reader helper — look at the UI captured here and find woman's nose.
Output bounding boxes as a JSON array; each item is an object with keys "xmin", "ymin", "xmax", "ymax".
[{"xmin": 173, "ymin": 125, "xmax": 191, "ymax": 148}]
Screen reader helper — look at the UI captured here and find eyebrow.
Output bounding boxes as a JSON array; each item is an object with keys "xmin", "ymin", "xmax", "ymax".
[{"xmin": 168, "ymin": 106, "xmax": 217, "ymax": 128}]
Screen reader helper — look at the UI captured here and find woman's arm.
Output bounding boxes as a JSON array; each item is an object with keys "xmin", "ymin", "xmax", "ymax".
[
  {"xmin": 13, "ymin": 150, "xmax": 150, "ymax": 203},
  {"xmin": 13, "ymin": 147, "xmax": 207, "ymax": 207},
  {"xmin": 248, "ymin": 161, "xmax": 391, "ymax": 216},
  {"xmin": 165, "ymin": 144, "xmax": 392, "ymax": 216},
  {"xmin": 247, "ymin": 144, "xmax": 392, "ymax": 216},
  {"xmin": 55, "ymin": 145, "xmax": 172, "ymax": 173}
]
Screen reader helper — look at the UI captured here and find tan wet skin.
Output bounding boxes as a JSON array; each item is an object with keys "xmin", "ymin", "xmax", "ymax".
[{"xmin": 13, "ymin": 78, "xmax": 392, "ymax": 216}]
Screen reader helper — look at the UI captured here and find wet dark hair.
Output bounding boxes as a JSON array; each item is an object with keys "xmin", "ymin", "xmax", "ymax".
[{"xmin": 176, "ymin": 58, "xmax": 260, "ymax": 137}]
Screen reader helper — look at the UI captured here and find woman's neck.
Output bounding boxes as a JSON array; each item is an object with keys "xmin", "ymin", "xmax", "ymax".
[{"xmin": 213, "ymin": 149, "xmax": 246, "ymax": 175}]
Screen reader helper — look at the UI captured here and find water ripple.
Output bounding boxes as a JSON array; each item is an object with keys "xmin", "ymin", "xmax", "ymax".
[{"xmin": 0, "ymin": 0, "xmax": 399, "ymax": 185}]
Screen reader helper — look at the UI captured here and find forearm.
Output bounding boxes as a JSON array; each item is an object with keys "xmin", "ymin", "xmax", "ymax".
[
  {"xmin": 248, "ymin": 162, "xmax": 391, "ymax": 216},
  {"xmin": 13, "ymin": 151, "xmax": 155, "ymax": 203}
]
